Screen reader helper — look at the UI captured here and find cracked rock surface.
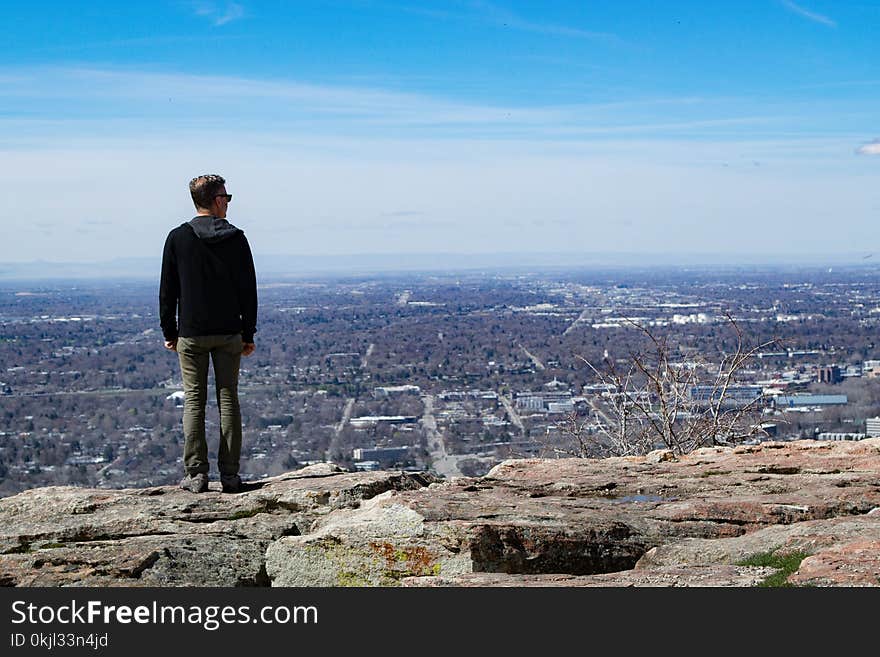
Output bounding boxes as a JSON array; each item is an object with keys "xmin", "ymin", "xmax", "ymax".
[
  {"xmin": 0, "ymin": 465, "xmax": 435, "ymax": 586},
  {"xmin": 2, "ymin": 440, "xmax": 880, "ymax": 586}
]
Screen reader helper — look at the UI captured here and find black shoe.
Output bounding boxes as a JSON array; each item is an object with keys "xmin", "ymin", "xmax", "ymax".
[{"xmin": 221, "ymin": 474, "xmax": 242, "ymax": 493}]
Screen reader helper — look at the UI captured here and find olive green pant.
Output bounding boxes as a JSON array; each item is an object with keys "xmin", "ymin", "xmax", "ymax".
[{"xmin": 177, "ymin": 334, "xmax": 243, "ymax": 477}]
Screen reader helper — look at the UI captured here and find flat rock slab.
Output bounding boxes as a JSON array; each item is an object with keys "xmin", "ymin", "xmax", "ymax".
[
  {"xmin": 266, "ymin": 439, "xmax": 880, "ymax": 586},
  {"xmin": 3, "ymin": 439, "xmax": 880, "ymax": 586},
  {"xmin": 0, "ymin": 535, "xmax": 270, "ymax": 587},
  {"xmin": 0, "ymin": 468, "xmax": 435, "ymax": 586},
  {"xmin": 639, "ymin": 512, "xmax": 880, "ymax": 586}
]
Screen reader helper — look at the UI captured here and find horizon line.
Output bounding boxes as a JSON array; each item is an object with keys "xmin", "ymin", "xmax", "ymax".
[
  {"xmin": 1, "ymin": 250, "xmax": 877, "ymax": 283},
  {"xmin": 3, "ymin": 249, "xmax": 877, "ymax": 263}
]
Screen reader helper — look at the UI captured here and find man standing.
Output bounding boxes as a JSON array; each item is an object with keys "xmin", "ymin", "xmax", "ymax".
[{"xmin": 160, "ymin": 174, "xmax": 257, "ymax": 493}]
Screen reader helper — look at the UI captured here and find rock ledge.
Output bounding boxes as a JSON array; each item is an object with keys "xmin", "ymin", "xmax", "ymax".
[{"xmin": 2, "ymin": 439, "xmax": 879, "ymax": 587}]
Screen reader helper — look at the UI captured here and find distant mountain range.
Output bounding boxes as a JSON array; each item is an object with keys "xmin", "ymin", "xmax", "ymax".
[{"xmin": 0, "ymin": 252, "xmax": 875, "ymax": 281}]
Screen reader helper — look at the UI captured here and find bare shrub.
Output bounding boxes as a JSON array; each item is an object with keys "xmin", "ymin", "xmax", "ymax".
[{"xmin": 559, "ymin": 314, "xmax": 781, "ymax": 458}]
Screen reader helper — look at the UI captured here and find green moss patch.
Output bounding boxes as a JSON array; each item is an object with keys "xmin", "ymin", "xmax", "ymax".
[{"xmin": 737, "ymin": 550, "xmax": 810, "ymax": 587}]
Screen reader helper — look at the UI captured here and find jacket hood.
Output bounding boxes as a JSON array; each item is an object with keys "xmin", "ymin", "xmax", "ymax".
[{"xmin": 188, "ymin": 215, "xmax": 242, "ymax": 243}]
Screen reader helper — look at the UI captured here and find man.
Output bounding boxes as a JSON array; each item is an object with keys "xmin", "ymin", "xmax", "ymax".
[{"xmin": 159, "ymin": 174, "xmax": 257, "ymax": 494}]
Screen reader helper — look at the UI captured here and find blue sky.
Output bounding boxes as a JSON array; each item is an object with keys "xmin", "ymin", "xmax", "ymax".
[{"xmin": 3, "ymin": 1, "xmax": 880, "ymax": 264}]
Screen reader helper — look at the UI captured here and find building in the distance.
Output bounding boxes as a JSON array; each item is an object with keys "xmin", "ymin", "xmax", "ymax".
[
  {"xmin": 815, "ymin": 365, "xmax": 841, "ymax": 384},
  {"xmin": 514, "ymin": 390, "xmax": 572, "ymax": 412},
  {"xmin": 774, "ymin": 394, "xmax": 848, "ymax": 410},
  {"xmin": 547, "ymin": 400, "xmax": 574, "ymax": 414},
  {"xmin": 688, "ymin": 385, "xmax": 763, "ymax": 408},
  {"xmin": 349, "ymin": 415, "xmax": 418, "ymax": 429},
  {"xmin": 816, "ymin": 432, "xmax": 866, "ymax": 441},
  {"xmin": 352, "ymin": 446, "xmax": 410, "ymax": 462},
  {"xmin": 865, "ymin": 416, "xmax": 880, "ymax": 437},
  {"xmin": 373, "ymin": 384, "xmax": 421, "ymax": 397}
]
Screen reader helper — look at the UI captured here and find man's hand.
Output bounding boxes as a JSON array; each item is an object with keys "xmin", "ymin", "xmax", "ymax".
[
  {"xmin": 164, "ymin": 339, "xmax": 178, "ymax": 352},
  {"xmin": 242, "ymin": 342, "xmax": 256, "ymax": 356}
]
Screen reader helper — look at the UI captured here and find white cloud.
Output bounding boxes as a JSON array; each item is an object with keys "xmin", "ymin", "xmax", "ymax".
[
  {"xmin": 191, "ymin": 1, "xmax": 244, "ymax": 27},
  {"xmin": 779, "ymin": 1, "xmax": 836, "ymax": 28},
  {"xmin": 856, "ymin": 139, "xmax": 880, "ymax": 155}
]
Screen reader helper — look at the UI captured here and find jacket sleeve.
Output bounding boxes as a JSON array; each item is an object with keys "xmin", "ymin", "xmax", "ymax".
[
  {"xmin": 159, "ymin": 231, "xmax": 180, "ymax": 341},
  {"xmin": 239, "ymin": 235, "xmax": 258, "ymax": 343}
]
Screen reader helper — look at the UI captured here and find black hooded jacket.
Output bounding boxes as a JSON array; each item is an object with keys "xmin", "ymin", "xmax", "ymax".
[{"xmin": 159, "ymin": 216, "xmax": 258, "ymax": 343}]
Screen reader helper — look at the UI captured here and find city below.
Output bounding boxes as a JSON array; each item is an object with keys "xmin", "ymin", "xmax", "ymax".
[{"xmin": 2, "ymin": 263, "xmax": 880, "ymax": 497}]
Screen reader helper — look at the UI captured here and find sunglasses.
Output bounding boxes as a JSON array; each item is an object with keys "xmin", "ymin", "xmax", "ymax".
[{"xmin": 214, "ymin": 193, "xmax": 232, "ymax": 202}]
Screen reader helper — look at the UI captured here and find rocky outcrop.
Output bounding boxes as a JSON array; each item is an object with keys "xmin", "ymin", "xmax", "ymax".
[
  {"xmin": 0, "ymin": 464, "xmax": 435, "ymax": 586},
  {"xmin": 2, "ymin": 440, "xmax": 880, "ymax": 587}
]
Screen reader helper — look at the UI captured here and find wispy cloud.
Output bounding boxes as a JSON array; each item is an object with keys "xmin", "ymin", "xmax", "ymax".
[
  {"xmin": 191, "ymin": 1, "xmax": 244, "ymax": 27},
  {"xmin": 779, "ymin": 1, "xmax": 836, "ymax": 27},
  {"xmin": 2, "ymin": 66, "xmax": 847, "ymax": 152},
  {"xmin": 376, "ymin": 1, "xmax": 619, "ymax": 41},
  {"xmin": 856, "ymin": 139, "xmax": 880, "ymax": 155},
  {"xmin": 23, "ymin": 34, "xmax": 251, "ymax": 56},
  {"xmin": 1, "ymin": 67, "xmax": 743, "ymax": 136},
  {"xmin": 469, "ymin": 1, "xmax": 620, "ymax": 43}
]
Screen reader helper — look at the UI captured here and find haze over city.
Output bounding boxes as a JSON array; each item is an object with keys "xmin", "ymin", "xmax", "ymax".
[{"xmin": 3, "ymin": 1, "xmax": 879, "ymax": 268}]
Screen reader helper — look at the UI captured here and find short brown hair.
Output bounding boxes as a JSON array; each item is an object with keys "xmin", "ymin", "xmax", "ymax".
[{"xmin": 189, "ymin": 174, "xmax": 226, "ymax": 210}]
